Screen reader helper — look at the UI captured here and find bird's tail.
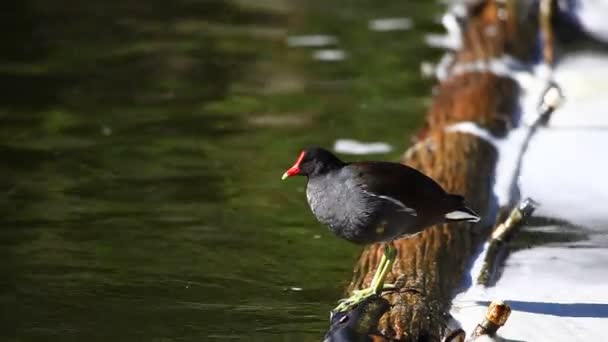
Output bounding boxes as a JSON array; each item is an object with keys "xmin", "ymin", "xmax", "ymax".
[{"xmin": 444, "ymin": 194, "xmax": 481, "ymax": 222}]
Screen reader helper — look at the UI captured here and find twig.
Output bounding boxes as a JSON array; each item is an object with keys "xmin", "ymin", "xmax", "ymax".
[
  {"xmin": 476, "ymin": 81, "xmax": 563, "ymax": 286},
  {"xmin": 476, "ymin": 198, "xmax": 538, "ymax": 286},
  {"xmin": 469, "ymin": 300, "xmax": 512, "ymax": 340}
]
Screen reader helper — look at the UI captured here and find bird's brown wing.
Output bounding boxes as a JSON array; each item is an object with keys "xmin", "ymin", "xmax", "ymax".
[{"xmin": 349, "ymin": 161, "xmax": 449, "ymax": 217}]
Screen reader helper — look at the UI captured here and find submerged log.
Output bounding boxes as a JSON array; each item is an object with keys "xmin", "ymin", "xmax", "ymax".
[{"xmin": 343, "ymin": 1, "xmax": 539, "ymax": 340}]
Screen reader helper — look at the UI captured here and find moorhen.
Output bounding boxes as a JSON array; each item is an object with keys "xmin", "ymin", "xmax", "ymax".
[{"xmin": 282, "ymin": 147, "xmax": 480, "ymax": 313}]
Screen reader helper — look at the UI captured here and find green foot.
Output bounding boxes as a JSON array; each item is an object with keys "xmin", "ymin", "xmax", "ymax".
[
  {"xmin": 352, "ymin": 283, "xmax": 396, "ymax": 295},
  {"xmin": 333, "ymin": 283, "xmax": 396, "ymax": 313},
  {"xmin": 332, "ymin": 243, "xmax": 398, "ymax": 313},
  {"xmin": 333, "ymin": 287, "xmax": 376, "ymax": 313}
]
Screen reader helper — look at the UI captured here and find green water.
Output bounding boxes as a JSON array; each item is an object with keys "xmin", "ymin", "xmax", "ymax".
[{"xmin": 2, "ymin": 1, "xmax": 442, "ymax": 340}]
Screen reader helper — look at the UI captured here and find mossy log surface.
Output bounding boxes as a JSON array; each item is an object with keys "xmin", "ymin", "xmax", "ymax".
[{"xmin": 345, "ymin": 1, "xmax": 538, "ymax": 340}]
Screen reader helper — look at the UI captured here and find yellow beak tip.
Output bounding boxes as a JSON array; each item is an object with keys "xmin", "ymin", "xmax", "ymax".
[{"xmin": 281, "ymin": 172, "xmax": 289, "ymax": 180}]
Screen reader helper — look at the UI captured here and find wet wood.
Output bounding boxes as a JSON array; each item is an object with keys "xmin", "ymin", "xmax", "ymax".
[
  {"xmin": 344, "ymin": 1, "xmax": 538, "ymax": 340},
  {"xmin": 540, "ymin": 0, "xmax": 556, "ymax": 66}
]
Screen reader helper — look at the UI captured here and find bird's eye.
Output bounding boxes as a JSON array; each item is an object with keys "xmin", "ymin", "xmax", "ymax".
[{"xmin": 338, "ymin": 314, "xmax": 350, "ymax": 324}]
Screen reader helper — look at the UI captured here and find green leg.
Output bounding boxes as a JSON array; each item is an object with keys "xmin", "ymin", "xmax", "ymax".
[
  {"xmin": 333, "ymin": 243, "xmax": 398, "ymax": 313},
  {"xmin": 369, "ymin": 248, "xmax": 389, "ymax": 288},
  {"xmin": 372, "ymin": 243, "xmax": 397, "ymax": 293}
]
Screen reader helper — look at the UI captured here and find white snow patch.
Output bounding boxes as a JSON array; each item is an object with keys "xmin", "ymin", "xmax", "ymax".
[
  {"xmin": 560, "ymin": 0, "xmax": 608, "ymax": 43},
  {"xmin": 520, "ymin": 128, "xmax": 608, "ymax": 227},
  {"xmin": 446, "ymin": 122, "xmax": 498, "ymax": 146},
  {"xmin": 425, "ymin": 11, "xmax": 463, "ymax": 50},
  {"xmin": 452, "ymin": 245, "xmax": 608, "ymax": 341},
  {"xmin": 450, "ymin": 52, "xmax": 608, "ymax": 340},
  {"xmin": 445, "ymin": 122, "xmax": 531, "ymax": 207}
]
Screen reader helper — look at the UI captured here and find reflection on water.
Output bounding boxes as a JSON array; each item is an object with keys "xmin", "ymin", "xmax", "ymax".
[{"xmin": 2, "ymin": 0, "xmax": 441, "ymax": 340}]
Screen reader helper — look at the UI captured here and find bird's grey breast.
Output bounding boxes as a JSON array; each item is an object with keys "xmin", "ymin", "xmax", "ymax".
[{"xmin": 306, "ymin": 171, "xmax": 373, "ymax": 233}]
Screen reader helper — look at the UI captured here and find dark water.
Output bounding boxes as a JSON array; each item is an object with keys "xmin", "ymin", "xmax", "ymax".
[{"xmin": 2, "ymin": 1, "xmax": 441, "ymax": 340}]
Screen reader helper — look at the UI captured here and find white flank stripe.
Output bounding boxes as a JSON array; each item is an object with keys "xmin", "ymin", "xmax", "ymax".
[
  {"xmin": 445, "ymin": 210, "xmax": 479, "ymax": 221},
  {"xmin": 362, "ymin": 190, "xmax": 417, "ymax": 216}
]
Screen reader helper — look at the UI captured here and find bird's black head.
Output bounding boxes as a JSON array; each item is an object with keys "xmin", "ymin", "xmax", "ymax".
[
  {"xmin": 323, "ymin": 295, "xmax": 390, "ymax": 342},
  {"xmin": 282, "ymin": 147, "xmax": 345, "ymax": 180}
]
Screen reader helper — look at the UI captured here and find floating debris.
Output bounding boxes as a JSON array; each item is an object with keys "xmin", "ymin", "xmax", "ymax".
[
  {"xmin": 312, "ymin": 49, "xmax": 346, "ymax": 62},
  {"xmin": 368, "ymin": 17, "xmax": 413, "ymax": 31},
  {"xmin": 334, "ymin": 139, "xmax": 392, "ymax": 155},
  {"xmin": 101, "ymin": 125, "xmax": 113, "ymax": 136},
  {"xmin": 283, "ymin": 287, "xmax": 303, "ymax": 292},
  {"xmin": 287, "ymin": 35, "xmax": 338, "ymax": 48}
]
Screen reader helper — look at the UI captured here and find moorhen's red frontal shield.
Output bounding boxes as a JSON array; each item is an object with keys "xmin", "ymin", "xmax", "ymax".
[{"xmin": 281, "ymin": 150, "xmax": 306, "ymax": 180}]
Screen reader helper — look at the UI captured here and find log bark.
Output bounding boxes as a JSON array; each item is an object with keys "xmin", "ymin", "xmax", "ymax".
[{"xmin": 344, "ymin": 1, "xmax": 539, "ymax": 340}]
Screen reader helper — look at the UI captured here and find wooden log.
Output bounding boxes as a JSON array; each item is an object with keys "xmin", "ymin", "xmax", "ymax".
[{"xmin": 343, "ymin": 1, "xmax": 539, "ymax": 340}]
